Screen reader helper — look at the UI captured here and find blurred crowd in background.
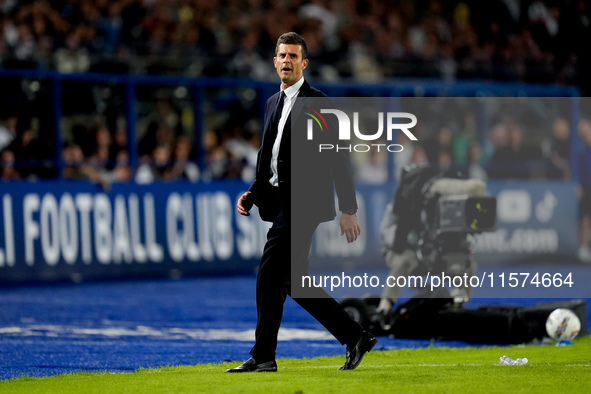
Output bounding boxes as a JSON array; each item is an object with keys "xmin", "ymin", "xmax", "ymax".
[
  {"xmin": 1, "ymin": 0, "xmax": 590, "ymax": 86},
  {"xmin": 0, "ymin": 0, "xmax": 590, "ymax": 187}
]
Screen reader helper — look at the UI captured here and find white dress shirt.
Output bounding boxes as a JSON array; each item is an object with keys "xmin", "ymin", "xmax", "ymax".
[{"xmin": 269, "ymin": 76, "xmax": 305, "ymax": 187}]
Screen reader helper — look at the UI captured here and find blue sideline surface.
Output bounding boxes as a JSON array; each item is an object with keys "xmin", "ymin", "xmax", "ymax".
[{"xmin": 0, "ymin": 271, "xmax": 589, "ymax": 380}]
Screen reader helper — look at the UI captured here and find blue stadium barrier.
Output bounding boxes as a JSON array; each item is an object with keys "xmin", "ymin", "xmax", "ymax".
[
  {"xmin": 0, "ymin": 69, "xmax": 583, "ymax": 282},
  {"xmin": 0, "ymin": 69, "xmax": 580, "ymax": 180}
]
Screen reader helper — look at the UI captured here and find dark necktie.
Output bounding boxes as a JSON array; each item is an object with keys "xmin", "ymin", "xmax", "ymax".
[
  {"xmin": 260, "ymin": 92, "xmax": 286, "ymax": 177},
  {"xmin": 271, "ymin": 91, "xmax": 286, "ymax": 135}
]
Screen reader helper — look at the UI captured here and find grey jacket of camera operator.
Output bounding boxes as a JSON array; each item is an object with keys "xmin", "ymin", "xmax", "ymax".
[{"xmin": 379, "ymin": 201, "xmax": 398, "ymax": 256}]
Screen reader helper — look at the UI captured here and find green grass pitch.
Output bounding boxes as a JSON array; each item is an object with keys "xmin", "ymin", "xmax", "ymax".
[{"xmin": 2, "ymin": 336, "xmax": 590, "ymax": 393}]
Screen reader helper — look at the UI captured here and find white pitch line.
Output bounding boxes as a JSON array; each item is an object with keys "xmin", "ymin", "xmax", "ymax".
[
  {"xmin": 0, "ymin": 325, "xmax": 335, "ymax": 341},
  {"xmin": 281, "ymin": 363, "xmax": 591, "ymax": 369},
  {"xmin": 279, "ymin": 364, "xmax": 484, "ymax": 369}
]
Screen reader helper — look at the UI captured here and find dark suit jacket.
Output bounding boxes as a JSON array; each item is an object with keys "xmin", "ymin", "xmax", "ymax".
[{"xmin": 248, "ymin": 80, "xmax": 358, "ymax": 224}]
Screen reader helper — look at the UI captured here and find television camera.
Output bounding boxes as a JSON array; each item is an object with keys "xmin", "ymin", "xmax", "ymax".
[{"xmin": 339, "ymin": 164, "xmax": 497, "ymax": 335}]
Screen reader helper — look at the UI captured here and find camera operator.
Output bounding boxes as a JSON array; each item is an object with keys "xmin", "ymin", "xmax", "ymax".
[{"xmin": 376, "ymin": 164, "xmax": 487, "ymax": 318}]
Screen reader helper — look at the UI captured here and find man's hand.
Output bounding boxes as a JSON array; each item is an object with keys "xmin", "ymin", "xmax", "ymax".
[
  {"xmin": 340, "ymin": 213, "xmax": 361, "ymax": 243},
  {"xmin": 237, "ymin": 191, "xmax": 253, "ymax": 216}
]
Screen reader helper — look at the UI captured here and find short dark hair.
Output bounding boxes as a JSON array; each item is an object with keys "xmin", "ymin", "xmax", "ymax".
[{"xmin": 275, "ymin": 32, "xmax": 308, "ymax": 59}]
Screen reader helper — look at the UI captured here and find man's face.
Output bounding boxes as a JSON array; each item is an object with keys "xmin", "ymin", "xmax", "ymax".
[{"xmin": 274, "ymin": 43, "xmax": 308, "ymax": 88}]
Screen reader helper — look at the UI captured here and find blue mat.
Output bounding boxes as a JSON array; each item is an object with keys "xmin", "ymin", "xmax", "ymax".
[{"xmin": 0, "ymin": 273, "xmax": 589, "ymax": 380}]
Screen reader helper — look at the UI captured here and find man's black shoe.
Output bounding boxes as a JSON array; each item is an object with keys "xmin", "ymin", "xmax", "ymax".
[
  {"xmin": 338, "ymin": 331, "xmax": 378, "ymax": 370},
  {"xmin": 225, "ymin": 358, "xmax": 277, "ymax": 373}
]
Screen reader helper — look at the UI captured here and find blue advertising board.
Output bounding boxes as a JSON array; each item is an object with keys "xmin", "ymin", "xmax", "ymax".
[
  {"xmin": 472, "ymin": 181, "xmax": 578, "ymax": 263},
  {"xmin": 0, "ymin": 181, "xmax": 269, "ymax": 282},
  {"xmin": 0, "ymin": 180, "xmax": 580, "ymax": 283}
]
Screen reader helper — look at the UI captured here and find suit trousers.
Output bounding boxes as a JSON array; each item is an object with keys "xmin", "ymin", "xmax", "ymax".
[{"xmin": 250, "ymin": 209, "xmax": 365, "ymax": 362}]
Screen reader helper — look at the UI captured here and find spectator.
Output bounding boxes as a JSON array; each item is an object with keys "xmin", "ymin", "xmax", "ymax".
[
  {"xmin": 394, "ymin": 122, "xmax": 428, "ymax": 183},
  {"xmin": 224, "ymin": 147, "xmax": 248, "ymax": 179},
  {"xmin": 202, "ymin": 129, "xmax": 227, "ymax": 180},
  {"xmin": 135, "ymin": 144, "xmax": 173, "ymax": 184},
  {"xmin": 577, "ymin": 118, "xmax": 591, "ymax": 263},
  {"xmin": 436, "ymin": 150, "xmax": 453, "ymax": 171},
  {"xmin": 527, "ymin": 0, "xmax": 559, "ymax": 52},
  {"xmin": 356, "ymin": 148, "xmax": 388, "ymax": 185},
  {"xmin": 62, "ymin": 142, "xmax": 87, "ymax": 180},
  {"xmin": 0, "ymin": 114, "xmax": 17, "ymax": 151},
  {"xmin": 138, "ymin": 120, "xmax": 175, "ymax": 160},
  {"xmin": 1, "ymin": 149, "xmax": 20, "ymax": 181},
  {"xmin": 299, "ymin": 0, "xmax": 339, "ymax": 49},
  {"xmin": 424, "ymin": 125, "xmax": 453, "ymax": 165},
  {"xmin": 394, "ymin": 133, "xmax": 415, "ymax": 183},
  {"xmin": 13, "ymin": 23, "xmax": 36, "ymax": 61},
  {"xmin": 482, "ymin": 121, "xmax": 509, "ymax": 165},
  {"xmin": 487, "ymin": 120, "xmax": 539, "ymax": 178},
  {"xmin": 91, "ymin": 124, "xmax": 111, "ymax": 164},
  {"xmin": 54, "ymin": 28, "xmax": 91, "ymax": 73},
  {"xmin": 409, "ymin": 143, "xmax": 429, "ymax": 168},
  {"xmin": 96, "ymin": 1, "xmax": 124, "ymax": 53},
  {"xmin": 170, "ymin": 135, "xmax": 199, "ymax": 182},
  {"xmin": 541, "ymin": 117, "xmax": 571, "ymax": 179},
  {"xmin": 451, "ymin": 111, "xmax": 477, "ymax": 165},
  {"xmin": 465, "ymin": 140, "xmax": 487, "ymax": 181},
  {"xmin": 106, "ymin": 148, "xmax": 132, "ymax": 184},
  {"xmin": 229, "ymin": 31, "xmax": 273, "ymax": 80},
  {"xmin": 110, "ymin": 127, "xmax": 129, "ymax": 160},
  {"xmin": 6, "ymin": 118, "xmax": 43, "ymax": 179}
]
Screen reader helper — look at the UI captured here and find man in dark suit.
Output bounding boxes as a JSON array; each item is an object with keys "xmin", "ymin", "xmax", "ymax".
[{"xmin": 226, "ymin": 32, "xmax": 377, "ymax": 373}]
